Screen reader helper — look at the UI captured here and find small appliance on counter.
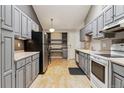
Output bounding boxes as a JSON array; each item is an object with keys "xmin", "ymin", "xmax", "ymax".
[{"xmin": 24, "ymin": 31, "xmax": 49, "ymax": 74}]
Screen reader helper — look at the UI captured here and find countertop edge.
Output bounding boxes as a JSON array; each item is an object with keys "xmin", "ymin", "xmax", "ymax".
[{"xmin": 14, "ymin": 52, "xmax": 40, "ymax": 62}]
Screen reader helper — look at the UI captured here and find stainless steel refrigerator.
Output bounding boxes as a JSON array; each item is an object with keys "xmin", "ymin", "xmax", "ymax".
[{"xmin": 24, "ymin": 31, "xmax": 49, "ymax": 74}]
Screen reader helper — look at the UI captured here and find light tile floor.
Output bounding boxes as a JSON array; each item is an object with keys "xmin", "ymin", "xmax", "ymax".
[{"xmin": 30, "ymin": 58, "xmax": 91, "ymax": 88}]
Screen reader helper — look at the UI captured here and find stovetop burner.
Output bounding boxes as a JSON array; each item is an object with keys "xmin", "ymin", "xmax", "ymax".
[{"xmin": 96, "ymin": 54, "xmax": 124, "ymax": 58}]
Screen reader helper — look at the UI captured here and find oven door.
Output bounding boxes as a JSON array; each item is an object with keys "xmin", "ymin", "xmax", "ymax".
[{"xmin": 91, "ymin": 58, "xmax": 108, "ymax": 88}]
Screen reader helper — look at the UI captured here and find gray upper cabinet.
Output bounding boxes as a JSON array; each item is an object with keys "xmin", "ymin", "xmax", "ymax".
[
  {"xmin": 16, "ymin": 66, "xmax": 25, "ymax": 88},
  {"xmin": 1, "ymin": 5, "xmax": 13, "ymax": 31},
  {"xmin": 80, "ymin": 28, "xmax": 85, "ymax": 42},
  {"xmin": 21, "ymin": 13, "xmax": 28, "ymax": 38},
  {"xmin": 1, "ymin": 30, "xmax": 15, "ymax": 88},
  {"xmin": 97, "ymin": 14, "xmax": 104, "ymax": 38},
  {"xmin": 104, "ymin": 6, "xmax": 114, "ymax": 26},
  {"xmin": 86, "ymin": 23, "xmax": 92, "ymax": 34},
  {"xmin": 92, "ymin": 19, "xmax": 97, "ymax": 39},
  {"xmin": 114, "ymin": 5, "xmax": 124, "ymax": 21},
  {"xmin": 13, "ymin": 6, "xmax": 21, "ymax": 36},
  {"xmin": 27, "ymin": 18, "xmax": 32, "ymax": 39}
]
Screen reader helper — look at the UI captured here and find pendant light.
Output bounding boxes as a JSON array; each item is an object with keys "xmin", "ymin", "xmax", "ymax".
[{"xmin": 49, "ymin": 18, "xmax": 55, "ymax": 32}]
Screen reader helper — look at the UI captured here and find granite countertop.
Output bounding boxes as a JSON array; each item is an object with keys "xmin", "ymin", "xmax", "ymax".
[
  {"xmin": 75, "ymin": 49, "xmax": 91, "ymax": 54},
  {"xmin": 14, "ymin": 51, "xmax": 40, "ymax": 61},
  {"xmin": 110, "ymin": 58, "xmax": 124, "ymax": 66},
  {"xmin": 75, "ymin": 49, "xmax": 110, "ymax": 55}
]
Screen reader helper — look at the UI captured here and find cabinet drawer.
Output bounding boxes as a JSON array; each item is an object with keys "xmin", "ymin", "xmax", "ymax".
[
  {"xmin": 16, "ymin": 59, "xmax": 25, "ymax": 69},
  {"xmin": 32, "ymin": 54, "xmax": 39, "ymax": 60},
  {"xmin": 26, "ymin": 57, "xmax": 31, "ymax": 64},
  {"xmin": 112, "ymin": 63, "xmax": 124, "ymax": 77}
]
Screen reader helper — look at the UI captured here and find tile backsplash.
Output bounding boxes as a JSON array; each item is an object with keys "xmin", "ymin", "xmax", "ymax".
[{"xmin": 15, "ymin": 39, "xmax": 24, "ymax": 51}]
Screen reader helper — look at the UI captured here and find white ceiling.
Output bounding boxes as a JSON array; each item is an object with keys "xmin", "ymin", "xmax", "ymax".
[{"xmin": 33, "ymin": 5, "xmax": 91, "ymax": 31}]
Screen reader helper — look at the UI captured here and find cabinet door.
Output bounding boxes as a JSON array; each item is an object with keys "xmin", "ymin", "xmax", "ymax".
[
  {"xmin": 32, "ymin": 60, "xmax": 36, "ymax": 80},
  {"xmin": 86, "ymin": 23, "xmax": 92, "ymax": 34},
  {"xmin": 80, "ymin": 28, "xmax": 85, "ymax": 42},
  {"xmin": 84, "ymin": 54, "xmax": 88, "ymax": 74},
  {"xmin": 114, "ymin": 5, "xmax": 124, "ymax": 21},
  {"xmin": 26, "ymin": 63, "xmax": 32, "ymax": 88},
  {"xmin": 36, "ymin": 58, "xmax": 39, "ymax": 76},
  {"xmin": 104, "ymin": 6, "xmax": 114, "ymax": 26},
  {"xmin": 1, "ymin": 30, "xmax": 15, "ymax": 88},
  {"xmin": 0, "ymin": 5, "xmax": 1, "ymax": 19},
  {"xmin": 21, "ymin": 13, "xmax": 28, "ymax": 38},
  {"xmin": 97, "ymin": 14, "xmax": 104, "ymax": 38},
  {"xmin": 1, "ymin": 5, "xmax": 13, "ymax": 31},
  {"xmin": 92, "ymin": 19, "xmax": 98, "ymax": 39},
  {"xmin": 27, "ymin": 18, "xmax": 32, "ymax": 39},
  {"xmin": 79, "ymin": 53, "xmax": 85, "ymax": 72},
  {"xmin": 87, "ymin": 55, "xmax": 90, "ymax": 78},
  {"xmin": 13, "ymin": 6, "xmax": 21, "ymax": 36},
  {"xmin": 112, "ymin": 72, "xmax": 124, "ymax": 88},
  {"xmin": 16, "ymin": 67, "xmax": 25, "ymax": 88},
  {"xmin": 0, "ymin": 5, "xmax": 1, "ymax": 88}
]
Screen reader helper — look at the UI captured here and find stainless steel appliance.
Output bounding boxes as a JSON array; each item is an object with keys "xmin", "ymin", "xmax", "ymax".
[
  {"xmin": 24, "ymin": 31, "xmax": 49, "ymax": 73},
  {"xmin": 90, "ymin": 43, "xmax": 124, "ymax": 88}
]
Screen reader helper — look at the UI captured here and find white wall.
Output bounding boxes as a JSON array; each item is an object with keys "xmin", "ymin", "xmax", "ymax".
[{"xmin": 68, "ymin": 31, "xmax": 81, "ymax": 59}]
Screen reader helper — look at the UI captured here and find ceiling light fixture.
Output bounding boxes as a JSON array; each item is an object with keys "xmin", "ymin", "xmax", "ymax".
[{"xmin": 49, "ymin": 18, "xmax": 55, "ymax": 33}]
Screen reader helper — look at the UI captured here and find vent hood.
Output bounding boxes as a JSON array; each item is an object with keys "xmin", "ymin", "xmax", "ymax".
[{"xmin": 100, "ymin": 19, "xmax": 124, "ymax": 33}]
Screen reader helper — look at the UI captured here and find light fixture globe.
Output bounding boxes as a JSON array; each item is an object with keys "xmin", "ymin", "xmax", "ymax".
[
  {"xmin": 49, "ymin": 18, "xmax": 55, "ymax": 33},
  {"xmin": 49, "ymin": 28, "xmax": 55, "ymax": 32}
]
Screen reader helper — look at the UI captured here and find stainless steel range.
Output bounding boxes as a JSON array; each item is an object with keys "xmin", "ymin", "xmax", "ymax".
[{"xmin": 90, "ymin": 43, "xmax": 124, "ymax": 88}]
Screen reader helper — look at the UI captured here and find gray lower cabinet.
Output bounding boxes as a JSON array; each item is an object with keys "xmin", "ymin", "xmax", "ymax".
[
  {"xmin": 35, "ymin": 59, "xmax": 39, "ymax": 76},
  {"xmin": 114, "ymin": 5, "xmax": 124, "ymax": 21},
  {"xmin": 26, "ymin": 62, "xmax": 32, "ymax": 88},
  {"xmin": 32, "ymin": 59, "xmax": 36, "ymax": 80},
  {"xmin": 1, "ymin": 5, "xmax": 13, "ymax": 31},
  {"xmin": 78, "ymin": 51, "xmax": 90, "ymax": 79},
  {"xmin": 112, "ymin": 72, "xmax": 124, "ymax": 88},
  {"xmin": 87, "ymin": 54, "xmax": 90, "ymax": 79},
  {"xmin": 104, "ymin": 6, "xmax": 114, "ymax": 26},
  {"xmin": 16, "ymin": 66, "xmax": 25, "ymax": 88},
  {"xmin": 84, "ymin": 54, "xmax": 88, "ymax": 74},
  {"xmin": 13, "ymin": 6, "xmax": 21, "ymax": 36},
  {"xmin": 1, "ymin": 30, "xmax": 15, "ymax": 88},
  {"xmin": 0, "ymin": 5, "xmax": 1, "ymax": 88},
  {"xmin": 21, "ymin": 13, "xmax": 28, "ymax": 38},
  {"xmin": 111, "ymin": 63, "xmax": 124, "ymax": 88},
  {"xmin": 79, "ymin": 53, "xmax": 85, "ymax": 71},
  {"xmin": 0, "ymin": 5, "xmax": 1, "ymax": 18}
]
